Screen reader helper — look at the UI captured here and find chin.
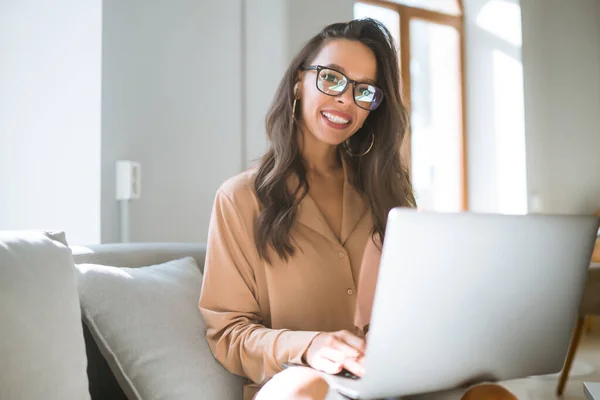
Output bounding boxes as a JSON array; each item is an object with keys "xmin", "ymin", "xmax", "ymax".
[
  {"xmin": 315, "ymin": 122, "xmax": 354, "ymax": 146},
  {"xmin": 323, "ymin": 130, "xmax": 348, "ymax": 143},
  {"xmin": 312, "ymin": 130, "xmax": 347, "ymax": 147}
]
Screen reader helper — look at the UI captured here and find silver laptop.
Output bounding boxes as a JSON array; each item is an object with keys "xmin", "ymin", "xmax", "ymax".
[{"xmin": 326, "ymin": 208, "xmax": 599, "ymax": 400}]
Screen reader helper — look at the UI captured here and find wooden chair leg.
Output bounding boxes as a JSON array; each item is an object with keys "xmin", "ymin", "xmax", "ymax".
[
  {"xmin": 557, "ymin": 316, "xmax": 587, "ymax": 395},
  {"xmin": 585, "ymin": 316, "xmax": 595, "ymax": 334}
]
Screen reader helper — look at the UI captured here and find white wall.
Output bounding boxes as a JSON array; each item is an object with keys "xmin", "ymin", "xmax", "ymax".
[
  {"xmin": 521, "ymin": 0, "xmax": 600, "ymax": 214},
  {"xmin": 4, "ymin": 1, "xmax": 598, "ymax": 245},
  {"xmin": 464, "ymin": 0, "xmax": 528, "ymax": 214},
  {"xmin": 243, "ymin": 0, "xmax": 288, "ymax": 168},
  {"xmin": 0, "ymin": 0, "xmax": 102, "ymax": 245},
  {"xmin": 244, "ymin": 0, "xmax": 355, "ymax": 168},
  {"xmin": 101, "ymin": 0, "xmax": 243, "ymax": 243},
  {"xmin": 100, "ymin": 0, "xmax": 356, "ymax": 243},
  {"xmin": 287, "ymin": 0, "xmax": 355, "ymax": 60}
]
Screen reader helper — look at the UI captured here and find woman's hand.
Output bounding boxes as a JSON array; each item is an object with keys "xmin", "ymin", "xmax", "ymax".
[{"xmin": 303, "ymin": 330, "xmax": 366, "ymax": 377}]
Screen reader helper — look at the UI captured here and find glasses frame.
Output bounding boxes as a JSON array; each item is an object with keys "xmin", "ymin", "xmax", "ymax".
[{"xmin": 302, "ymin": 65, "xmax": 384, "ymax": 111}]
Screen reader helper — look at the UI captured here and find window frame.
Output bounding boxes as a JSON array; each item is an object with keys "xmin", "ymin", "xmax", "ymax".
[{"xmin": 357, "ymin": 0, "xmax": 468, "ymax": 211}]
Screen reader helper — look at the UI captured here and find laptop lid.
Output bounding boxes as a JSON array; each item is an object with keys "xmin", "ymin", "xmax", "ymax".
[{"xmin": 356, "ymin": 209, "xmax": 599, "ymax": 399}]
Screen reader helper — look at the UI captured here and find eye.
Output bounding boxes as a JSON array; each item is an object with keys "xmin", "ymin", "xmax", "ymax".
[
  {"xmin": 322, "ymin": 73, "xmax": 339, "ymax": 83},
  {"xmin": 356, "ymin": 85, "xmax": 375, "ymax": 101}
]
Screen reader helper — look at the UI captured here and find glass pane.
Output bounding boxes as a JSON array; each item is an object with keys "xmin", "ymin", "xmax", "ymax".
[
  {"xmin": 389, "ymin": 0, "xmax": 461, "ymax": 15},
  {"xmin": 493, "ymin": 49, "xmax": 527, "ymax": 214},
  {"xmin": 353, "ymin": 2, "xmax": 400, "ymax": 54},
  {"xmin": 409, "ymin": 20, "xmax": 462, "ymax": 211}
]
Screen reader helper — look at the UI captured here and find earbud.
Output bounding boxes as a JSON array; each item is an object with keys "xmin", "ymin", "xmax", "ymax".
[{"xmin": 293, "ymin": 82, "xmax": 299, "ymax": 98}]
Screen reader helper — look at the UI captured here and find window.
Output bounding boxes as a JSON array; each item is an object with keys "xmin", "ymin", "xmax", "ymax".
[
  {"xmin": 387, "ymin": 0, "xmax": 461, "ymax": 16},
  {"xmin": 354, "ymin": 0, "xmax": 467, "ymax": 211},
  {"xmin": 353, "ymin": 2, "xmax": 400, "ymax": 53}
]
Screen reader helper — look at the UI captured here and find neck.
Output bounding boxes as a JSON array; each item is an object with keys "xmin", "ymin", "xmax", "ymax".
[{"xmin": 298, "ymin": 125, "xmax": 341, "ymax": 175}]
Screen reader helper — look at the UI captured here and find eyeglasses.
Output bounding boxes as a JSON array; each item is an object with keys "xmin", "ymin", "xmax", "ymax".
[{"xmin": 302, "ymin": 65, "xmax": 384, "ymax": 111}]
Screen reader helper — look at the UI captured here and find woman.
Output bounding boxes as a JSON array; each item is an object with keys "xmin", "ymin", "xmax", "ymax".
[{"xmin": 199, "ymin": 18, "xmax": 516, "ymax": 400}]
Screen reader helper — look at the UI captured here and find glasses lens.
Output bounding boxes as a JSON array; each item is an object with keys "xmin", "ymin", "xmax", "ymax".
[
  {"xmin": 354, "ymin": 83, "xmax": 383, "ymax": 110},
  {"xmin": 317, "ymin": 68, "xmax": 347, "ymax": 95}
]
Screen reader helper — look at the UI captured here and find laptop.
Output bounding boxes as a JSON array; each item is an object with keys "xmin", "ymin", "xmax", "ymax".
[{"xmin": 324, "ymin": 208, "xmax": 599, "ymax": 399}]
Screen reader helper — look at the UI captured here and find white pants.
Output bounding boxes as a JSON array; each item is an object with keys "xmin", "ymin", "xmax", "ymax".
[
  {"xmin": 324, "ymin": 385, "xmax": 495, "ymax": 400},
  {"xmin": 256, "ymin": 366, "xmax": 510, "ymax": 400}
]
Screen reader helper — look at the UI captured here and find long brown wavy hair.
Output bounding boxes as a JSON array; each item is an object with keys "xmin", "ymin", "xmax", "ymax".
[{"xmin": 254, "ymin": 18, "xmax": 416, "ymax": 262}]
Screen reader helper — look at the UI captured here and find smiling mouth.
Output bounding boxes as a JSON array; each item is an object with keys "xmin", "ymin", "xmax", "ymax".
[{"xmin": 321, "ymin": 111, "xmax": 351, "ymax": 125}]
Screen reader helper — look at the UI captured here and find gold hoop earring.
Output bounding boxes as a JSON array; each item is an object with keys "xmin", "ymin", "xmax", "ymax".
[
  {"xmin": 292, "ymin": 98, "xmax": 298, "ymax": 123},
  {"xmin": 292, "ymin": 82, "xmax": 299, "ymax": 124},
  {"xmin": 344, "ymin": 131, "xmax": 374, "ymax": 156}
]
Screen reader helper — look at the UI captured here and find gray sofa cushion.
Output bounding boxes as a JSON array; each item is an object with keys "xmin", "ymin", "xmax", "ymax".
[
  {"xmin": 0, "ymin": 231, "xmax": 91, "ymax": 400},
  {"xmin": 76, "ymin": 257, "xmax": 244, "ymax": 400}
]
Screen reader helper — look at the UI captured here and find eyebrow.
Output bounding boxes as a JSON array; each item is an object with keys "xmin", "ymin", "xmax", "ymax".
[{"xmin": 325, "ymin": 63, "xmax": 377, "ymax": 86}]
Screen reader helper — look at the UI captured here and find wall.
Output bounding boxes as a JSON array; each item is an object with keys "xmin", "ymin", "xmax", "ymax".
[
  {"xmin": 9, "ymin": 0, "xmax": 595, "ymax": 244},
  {"xmin": 101, "ymin": 0, "xmax": 243, "ymax": 243},
  {"xmin": 0, "ymin": 1, "xmax": 351, "ymax": 245},
  {"xmin": 521, "ymin": 0, "xmax": 600, "ymax": 214},
  {"xmin": 243, "ymin": 0, "xmax": 288, "ymax": 168},
  {"xmin": 287, "ymin": 0, "xmax": 355, "ymax": 60},
  {"xmin": 101, "ymin": 0, "xmax": 355, "ymax": 243},
  {"xmin": 96, "ymin": 0, "xmax": 600, "ymax": 245},
  {"xmin": 0, "ymin": 0, "xmax": 102, "ymax": 245},
  {"xmin": 244, "ymin": 0, "xmax": 355, "ymax": 168},
  {"xmin": 464, "ymin": 0, "xmax": 528, "ymax": 214}
]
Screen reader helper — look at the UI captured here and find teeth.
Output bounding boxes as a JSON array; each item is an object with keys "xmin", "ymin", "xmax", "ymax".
[{"xmin": 322, "ymin": 111, "xmax": 349, "ymax": 124}]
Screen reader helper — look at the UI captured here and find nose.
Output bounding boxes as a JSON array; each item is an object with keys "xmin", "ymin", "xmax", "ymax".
[{"xmin": 336, "ymin": 83, "xmax": 354, "ymax": 105}]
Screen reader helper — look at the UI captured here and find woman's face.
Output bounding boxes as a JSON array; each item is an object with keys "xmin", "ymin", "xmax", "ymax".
[{"xmin": 297, "ymin": 39, "xmax": 377, "ymax": 147}]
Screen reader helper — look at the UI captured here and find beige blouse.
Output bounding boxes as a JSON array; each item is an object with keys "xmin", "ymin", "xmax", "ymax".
[{"xmin": 198, "ymin": 165, "xmax": 378, "ymax": 399}]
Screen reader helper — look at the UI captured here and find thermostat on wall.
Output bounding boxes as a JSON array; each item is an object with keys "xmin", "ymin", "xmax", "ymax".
[{"xmin": 116, "ymin": 160, "xmax": 141, "ymax": 200}]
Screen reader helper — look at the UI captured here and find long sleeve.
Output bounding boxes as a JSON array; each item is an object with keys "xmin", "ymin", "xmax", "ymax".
[{"xmin": 199, "ymin": 188, "xmax": 320, "ymax": 384}]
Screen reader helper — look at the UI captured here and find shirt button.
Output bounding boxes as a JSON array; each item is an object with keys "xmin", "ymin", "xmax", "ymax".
[
  {"xmin": 347, "ymin": 288, "xmax": 353, "ymax": 295},
  {"xmin": 339, "ymin": 251, "xmax": 345, "ymax": 258}
]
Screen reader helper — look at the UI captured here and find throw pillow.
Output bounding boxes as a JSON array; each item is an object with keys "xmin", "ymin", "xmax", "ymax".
[{"xmin": 76, "ymin": 257, "xmax": 244, "ymax": 400}]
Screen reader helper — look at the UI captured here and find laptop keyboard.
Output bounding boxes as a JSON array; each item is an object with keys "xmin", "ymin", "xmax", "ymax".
[{"xmin": 336, "ymin": 368, "xmax": 360, "ymax": 380}]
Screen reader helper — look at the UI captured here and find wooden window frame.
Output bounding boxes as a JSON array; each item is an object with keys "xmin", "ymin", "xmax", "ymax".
[{"xmin": 358, "ymin": 0, "xmax": 468, "ymax": 210}]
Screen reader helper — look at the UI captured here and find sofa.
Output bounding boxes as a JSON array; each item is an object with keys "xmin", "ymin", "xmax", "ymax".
[
  {"xmin": 0, "ymin": 231, "xmax": 245, "ymax": 400},
  {"xmin": 3, "ymin": 230, "xmax": 598, "ymax": 400}
]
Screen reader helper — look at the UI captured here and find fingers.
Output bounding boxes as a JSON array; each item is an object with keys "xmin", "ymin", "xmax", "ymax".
[
  {"xmin": 334, "ymin": 330, "xmax": 366, "ymax": 354},
  {"xmin": 319, "ymin": 346, "xmax": 345, "ymax": 363},
  {"xmin": 332, "ymin": 331, "xmax": 365, "ymax": 378},
  {"xmin": 328, "ymin": 337, "xmax": 362, "ymax": 359},
  {"xmin": 306, "ymin": 330, "xmax": 367, "ymax": 377},
  {"xmin": 312, "ymin": 347, "xmax": 345, "ymax": 374},
  {"xmin": 317, "ymin": 347, "xmax": 365, "ymax": 377},
  {"xmin": 321, "ymin": 333, "xmax": 366, "ymax": 377},
  {"xmin": 342, "ymin": 356, "xmax": 365, "ymax": 378}
]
